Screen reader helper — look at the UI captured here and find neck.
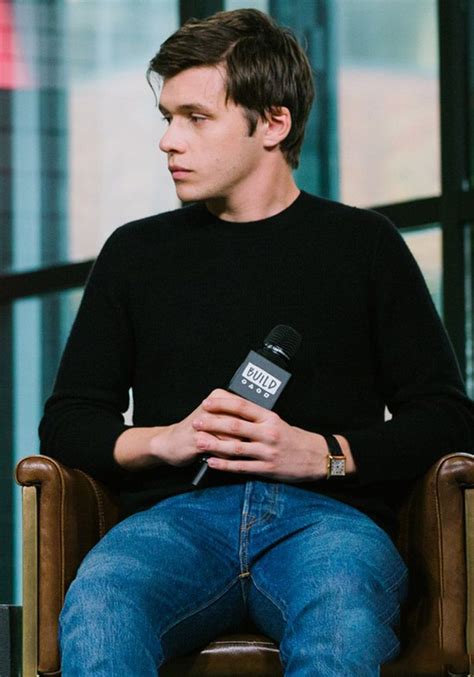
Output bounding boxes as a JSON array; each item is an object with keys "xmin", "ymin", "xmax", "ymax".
[{"xmin": 205, "ymin": 164, "xmax": 300, "ymax": 223}]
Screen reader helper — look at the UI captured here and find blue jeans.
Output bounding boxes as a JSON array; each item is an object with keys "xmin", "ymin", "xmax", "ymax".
[{"xmin": 60, "ymin": 481, "xmax": 408, "ymax": 676}]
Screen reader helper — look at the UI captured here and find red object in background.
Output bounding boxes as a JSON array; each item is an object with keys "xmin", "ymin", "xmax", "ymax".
[{"xmin": 0, "ymin": 0, "xmax": 31, "ymax": 89}]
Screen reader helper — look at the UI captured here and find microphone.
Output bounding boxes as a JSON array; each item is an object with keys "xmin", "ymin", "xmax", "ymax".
[{"xmin": 191, "ymin": 324, "xmax": 301, "ymax": 487}]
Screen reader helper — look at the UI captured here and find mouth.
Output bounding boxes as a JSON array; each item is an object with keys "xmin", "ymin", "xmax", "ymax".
[{"xmin": 169, "ymin": 167, "xmax": 192, "ymax": 180}]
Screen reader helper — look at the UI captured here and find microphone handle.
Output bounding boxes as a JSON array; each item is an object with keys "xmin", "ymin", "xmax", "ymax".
[{"xmin": 191, "ymin": 454, "xmax": 210, "ymax": 487}]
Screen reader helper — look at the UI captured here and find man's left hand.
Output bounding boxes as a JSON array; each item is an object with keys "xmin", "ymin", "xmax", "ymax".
[{"xmin": 192, "ymin": 389, "xmax": 355, "ymax": 481}]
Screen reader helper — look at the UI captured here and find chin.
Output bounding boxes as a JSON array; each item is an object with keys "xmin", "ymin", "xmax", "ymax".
[
  {"xmin": 174, "ymin": 185, "xmax": 200, "ymax": 202},
  {"xmin": 175, "ymin": 184, "xmax": 215, "ymax": 204}
]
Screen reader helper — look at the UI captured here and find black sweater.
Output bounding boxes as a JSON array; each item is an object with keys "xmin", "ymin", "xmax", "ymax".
[{"xmin": 39, "ymin": 191, "xmax": 474, "ymax": 532}]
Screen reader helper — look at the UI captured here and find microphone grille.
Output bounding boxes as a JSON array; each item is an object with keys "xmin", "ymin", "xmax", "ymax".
[{"xmin": 264, "ymin": 325, "xmax": 301, "ymax": 361}]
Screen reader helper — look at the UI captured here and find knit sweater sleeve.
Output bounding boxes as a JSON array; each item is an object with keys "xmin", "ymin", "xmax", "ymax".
[
  {"xmin": 343, "ymin": 218, "xmax": 474, "ymax": 484},
  {"xmin": 39, "ymin": 228, "xmax": 133, "ymax": 483}
]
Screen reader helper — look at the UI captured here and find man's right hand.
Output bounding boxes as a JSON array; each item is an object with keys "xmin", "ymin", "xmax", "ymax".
[{"xmin": 113, "ymin": 397, "xmax": 224, "ymax": 471}]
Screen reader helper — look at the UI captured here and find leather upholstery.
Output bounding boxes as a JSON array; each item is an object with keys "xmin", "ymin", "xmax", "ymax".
[
  {"xmin": 16, "ymin": 456, "xmax": 119, "ymax": 674},
  {"xmin": 16, "ymin": 453, "xmax": 474, "ymax": 676},
  {"xmin": 384, "ymin": 453, "xmax": 474, "ymax": 676},
  {"xmin": 161, "ymin": 634, "xmax": 283, "ymax": 676}
]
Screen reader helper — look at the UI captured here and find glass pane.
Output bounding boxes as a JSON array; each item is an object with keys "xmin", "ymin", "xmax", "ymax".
[
  {"xmin": 223, "ymin": 0, "xmax": 439, "ymax": 204},
  {"xmin": 337, "ymin": 0, "xmax": 440, "ymax": 207},
  {"xmin": 1, "ymin": 0, "xmax": 179, "ymax": 273},
  {"xmin": 402, "ymin": 225, "xmax": 442, "ymax": 315},
  {"xmin": 226, "ymin": 0, "xmax": 268, "ymax": 8},
  {"xmin": 0, "ymin": 288, "xmax": 82, "ymax": 603}
]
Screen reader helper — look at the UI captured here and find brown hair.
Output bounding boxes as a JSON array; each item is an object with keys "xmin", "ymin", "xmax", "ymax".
[{"xmin": 147, "ymin": 9, "xmax": 314, "ymax": 169}]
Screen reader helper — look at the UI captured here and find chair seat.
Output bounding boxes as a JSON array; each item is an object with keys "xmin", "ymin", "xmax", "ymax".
[{"xmin": 161, "ymin": 633, "xmax": 283, "ymax": 676}]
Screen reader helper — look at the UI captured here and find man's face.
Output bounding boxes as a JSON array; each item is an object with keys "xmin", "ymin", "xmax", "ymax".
[{"xmin": 159, "ymin": 66, "xmax": 266, "ymax": 205}]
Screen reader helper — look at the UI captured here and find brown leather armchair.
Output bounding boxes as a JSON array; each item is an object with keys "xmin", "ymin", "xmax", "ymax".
[{"xmin": 16, "ymin": 453, "xmax": 474, "ymax": 677}]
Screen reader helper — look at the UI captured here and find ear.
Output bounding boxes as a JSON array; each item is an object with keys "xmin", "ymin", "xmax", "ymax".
[{"xmin": 262, "ymin": 106, "xmax": 292, "ymax": 150}]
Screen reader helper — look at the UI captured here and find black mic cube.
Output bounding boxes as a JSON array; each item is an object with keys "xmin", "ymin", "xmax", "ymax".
[{"xmin": 228, "ymin": 350, "xmax": 291, "ymax": 410}]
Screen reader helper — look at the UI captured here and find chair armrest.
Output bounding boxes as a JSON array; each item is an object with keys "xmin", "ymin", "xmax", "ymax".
[
  {"xmin": 16, "ymin": 455, "xmax": 120, "ymax": 675},
  {"xmin": 383, "ymin": 452, "xmax": 474, "ymax": 677}
]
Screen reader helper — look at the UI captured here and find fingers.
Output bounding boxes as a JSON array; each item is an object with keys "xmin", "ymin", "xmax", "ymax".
[
  {"xmin": 193, "ymin": 413, "xmax": 254, "ymax": 439},
  {"xmin": 194, "ymin": 431, "xmax": 261, "ymax": 458},
  {"xmin": 207, "ymin": 456, "xmax": 269, "ymax": 474},
  {"xmin": 193, "ymin": 391, "xmax": 283, "ymax": 477},
  {"xmin": 208, "ymin": 388, "xmax": 235, "ymax": 399},
  {"xmin": 203, "ymin": 390, "xmax": 262, "ymax": 421}
]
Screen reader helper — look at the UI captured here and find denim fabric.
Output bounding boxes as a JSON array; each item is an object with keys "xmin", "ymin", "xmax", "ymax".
[{"xmin": 59, "ymin": 481, "xmax": 408, "ymax": 676}]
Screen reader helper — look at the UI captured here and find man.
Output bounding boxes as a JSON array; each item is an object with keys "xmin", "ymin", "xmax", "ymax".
[{"xmin": 40, "ymin": 9, "xmax": 474, "ymax": 676}]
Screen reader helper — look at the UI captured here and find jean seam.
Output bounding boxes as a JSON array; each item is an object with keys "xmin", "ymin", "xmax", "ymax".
[
  {"xmin": 377, "ymin": 603, "xmax": 400, "ymax": 627},
  {"xmin": 385, "ymin": 568, "xmax": 408, "ymax": 595},
  {"xmin": 375, "ymin": 564, "xmax": 408, "ymax": 609},
  {"xmin": 239, "ymin": 482, "xmax": 253, "ymax": 573},
  {"xmin": 249, "ymin": 575, "xmax": 290, "ymax": 667},
  {"xmin": 250, "ymin": 575, "xmax": 288, "ymax": 624},
  {"xmin": 382, "ymin": 637, "xmax": 401, "ymax": 663},
  {"xmin": 255, "ymin": 483, "xmax": 280, "ymax": 528},
  {"xmin": 252, "ymin": 483, "xmax": 280, "ymax": 528},
  {"xmin": 159, "ymin": 575, "xmax": 242, "ymax": 638}
]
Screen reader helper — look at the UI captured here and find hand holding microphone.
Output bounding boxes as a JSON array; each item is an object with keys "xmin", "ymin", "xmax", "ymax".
[{"xmin": 192, "ymin": 325, "xmax": 301, "ymax": 486}]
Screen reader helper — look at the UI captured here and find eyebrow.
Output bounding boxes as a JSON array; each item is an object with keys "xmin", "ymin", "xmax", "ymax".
[{"xmin": 158, "ymin": 103, "xmax": 214, "ymax": 115}]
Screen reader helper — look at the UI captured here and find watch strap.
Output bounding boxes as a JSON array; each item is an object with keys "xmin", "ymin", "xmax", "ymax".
[{"xmin": 324, "ymin": 434, "xmax": 344, "ymax": 457}]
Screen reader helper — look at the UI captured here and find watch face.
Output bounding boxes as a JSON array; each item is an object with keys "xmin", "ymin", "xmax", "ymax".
[{"xmin": 330, "ymin": 458, "xmax": 346, "ymax": 476}]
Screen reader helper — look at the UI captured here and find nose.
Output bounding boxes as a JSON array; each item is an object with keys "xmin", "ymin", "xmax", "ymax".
[{"xmin": 159, "ymin": 121, "xmax": 186, "ymax": 154}]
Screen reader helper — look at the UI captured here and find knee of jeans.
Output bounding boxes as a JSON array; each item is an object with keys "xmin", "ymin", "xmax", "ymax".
[
  {"xmin": 344, "ymin": 604, "xmax": 402, "ymax": 664},
  {"xmin": 74, "ymin": 531, "xmax": 153, "ymax": 583},
  {"xmin": 310, "ymin": 555, "xmax": 404, "ymax": 613},
  {"xmin": 59, "ymin": 546, "xmax": 139, "ymax": 629},
  {"xmin": 316, "ymin": 529, "xmax": 407, "ymax": 598},
  {"xmin": 60, "ymin": 575, "xmax": 115, "ymax": 627}
]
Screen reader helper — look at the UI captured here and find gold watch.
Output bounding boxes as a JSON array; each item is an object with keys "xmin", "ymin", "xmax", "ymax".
[{"xmin": 325, "ymin": 435, "xmax": 346, "ymax": 478}]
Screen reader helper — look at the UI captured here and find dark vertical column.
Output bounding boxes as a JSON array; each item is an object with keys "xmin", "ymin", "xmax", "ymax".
[
  {"xmin": 270, "ymin": 0, "xmax": 339, "ymax": 198},
  {"xmin": 438, "ymin": 0, "xmax": 470, "ymax": 376},
  {"xmin": 468, "ymin": 1, "xmax": 474, "ymax": 188},
  {"xmin": 0, "ymin": 91, "xmax": 13, "ymax": 262},
  {"xmin": 0, "ymin": 306, "xmax": 14, "ymax": 604},
  {"xmin": 0, "ymin": 87, "xmax": 14, "ymax": 602},
  {"xmin": 38, "ymin": 1, "xmax": 69, "ymax": 404},
  {"xmin": 468, "ymin": 2, "xmax": 474, "ymax": 394},
  {"xmin": 0, "ymin": 604, "xmax": 21, "ymax": 676}
]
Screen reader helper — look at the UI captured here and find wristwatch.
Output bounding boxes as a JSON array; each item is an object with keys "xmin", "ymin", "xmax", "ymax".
[{"xmin": 324, "ymin": 435, "xmax": 346, "ymax": 478}]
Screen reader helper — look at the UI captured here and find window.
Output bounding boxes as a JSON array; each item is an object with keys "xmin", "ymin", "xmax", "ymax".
[
  {"xmin": 337, "ymin": 0, "xmax": 440, "ymax": 207},
  {"xmin": 0, "ymin": 0, "xmax": 180, "ymax": 604}
]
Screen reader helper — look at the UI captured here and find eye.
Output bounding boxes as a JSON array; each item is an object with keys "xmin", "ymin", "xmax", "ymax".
[
  {"xmin": 190, "ymin": 114, "xmax": 207, "ymax": 124},
  {"xmin": 161, "ymin": 115, "xmax": 171, "ymax": 125}
]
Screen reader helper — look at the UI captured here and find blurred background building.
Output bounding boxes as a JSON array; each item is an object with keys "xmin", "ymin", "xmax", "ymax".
[{"xmin": 1, "ymin": 0, "xmax": 472, "ymax": 606}]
